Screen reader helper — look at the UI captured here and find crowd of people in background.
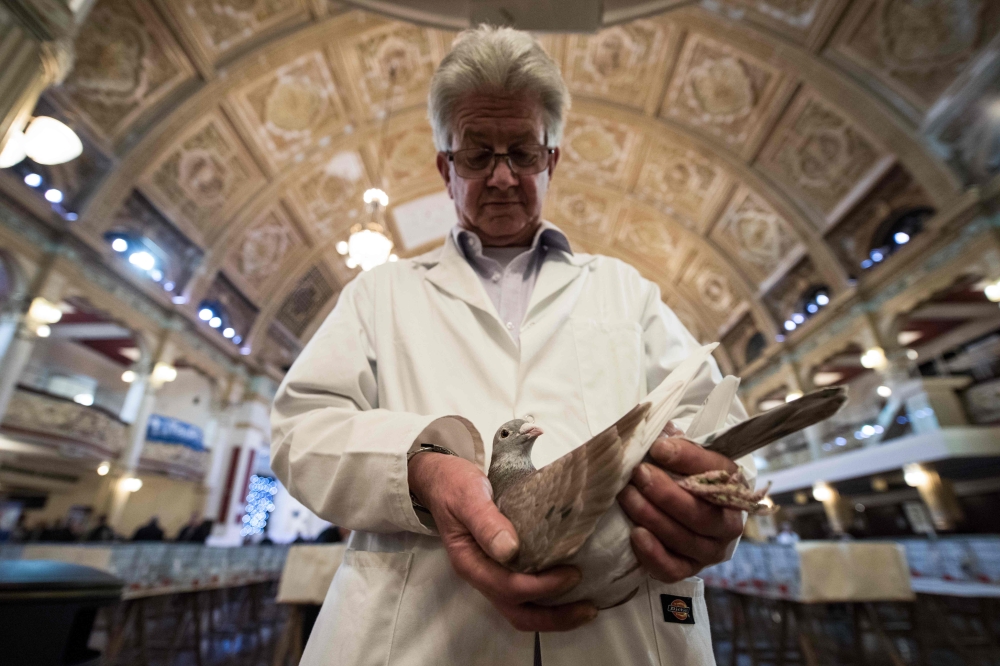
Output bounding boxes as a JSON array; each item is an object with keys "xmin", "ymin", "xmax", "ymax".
[{"xmin": 6, "ymin": 511, "xmax": 214, "ymax": 544}]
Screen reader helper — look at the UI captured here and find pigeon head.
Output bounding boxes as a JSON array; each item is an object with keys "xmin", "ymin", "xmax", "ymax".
[{"xmin": 488, "ymin": 418, "xmax": 544, "ymax": 499}]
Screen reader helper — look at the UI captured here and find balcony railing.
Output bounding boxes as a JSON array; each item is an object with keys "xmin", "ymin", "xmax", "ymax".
[{"xmin": 1, "ymin": 386, "xmax": 128, "ymax": 459}]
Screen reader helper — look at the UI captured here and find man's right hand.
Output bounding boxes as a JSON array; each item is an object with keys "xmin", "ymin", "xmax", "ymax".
[{"xmin": 408, "ymin": 452, "xmax": 597, "ymax": 632}]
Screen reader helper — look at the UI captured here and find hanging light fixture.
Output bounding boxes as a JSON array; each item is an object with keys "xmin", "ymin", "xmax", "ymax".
[
  {"xmin": 23, "ymin": 116, "xmax": 83, "ymax": 165},
  {"xmin": 0, "ymin": 130, "xmax": 27, "ymax": 168},
  {"xmin": 340, "ymin": 68, "xmax": 398, "ymax": 272}
]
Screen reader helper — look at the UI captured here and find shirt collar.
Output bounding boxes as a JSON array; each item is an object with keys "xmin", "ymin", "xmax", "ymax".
[{"xmin": 451, "ymin": 221, "xmax": 572, "ymax": 262}]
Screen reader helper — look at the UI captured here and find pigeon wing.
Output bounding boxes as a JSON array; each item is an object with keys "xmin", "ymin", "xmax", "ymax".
[
  {"xmin": 700, "ymin": 386, "xmax": 848, "ymax": 460},
  {"xmin": 498, "ymin": 403, "xmax": 650, "ymax": 573}
]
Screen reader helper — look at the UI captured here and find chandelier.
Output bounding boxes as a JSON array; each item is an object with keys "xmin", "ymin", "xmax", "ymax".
[{"xmin": 336, "ymin": 67, "xmax": 399, "ymax": 271}]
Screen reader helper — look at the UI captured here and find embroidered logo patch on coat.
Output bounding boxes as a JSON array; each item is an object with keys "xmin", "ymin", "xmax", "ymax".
[{"xmin": 660, "ymin": 595, "xmax": 695, "ymax": 624}]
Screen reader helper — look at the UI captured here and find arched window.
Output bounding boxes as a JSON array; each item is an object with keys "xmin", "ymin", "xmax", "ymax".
[
  {"xmin": 744, "ymin": 332, "xmax": 766, "ymax": 365},
  {"xmin": 781, "ymin": 285, "xmax": 831, "ymax": 333},
  {"xmin": 861, "ymin": 206, "xmax": 935, "ymax": 269}
]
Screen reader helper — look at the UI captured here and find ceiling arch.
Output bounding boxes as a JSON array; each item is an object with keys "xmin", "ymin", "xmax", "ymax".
[{"xmin": 35, "ymin": 0, "xmax": 992, "ymax": 372}]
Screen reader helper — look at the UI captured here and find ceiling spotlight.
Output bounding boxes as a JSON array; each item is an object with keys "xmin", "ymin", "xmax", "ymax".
[
  {"xmin": 815, "ymin": 293, "xmax": 830, "ymax": 306},
  {"xmin": 240, "ymin": 346, "xmax": 252, "ymax": 356},
  {"xmin": 861, "ymin": 259, "xmax": 873, "ymax": 269},
  {"xmin": 163, "ymin": 281, "xmax": 175, "ymax": 292},
  {"xmin": 172, "ymin": 295, "xmax": 187, "ymax": 305},
  {"xmin": 870, "ymin": 250, "xmax": 884, "ymax": 262},
  {"xmin": 806, "ymin": 303, "xmax": 818, "ymax": 313},
  {"xmin": 233, "ymin": 335, "xmax": 242, "ymax": 344},
  {"xmin": 35, "ymin": 324, "xmax": 51, "ymax": 338},
  {"xmin": 336, "ymin": 241, "xmax": 349, "ymax": 255},
  {"xmin": 96, "ymin": 461, "xmax": 110, "ymax": 476},
  {"xmin": 28, "ymin": 297, "xmax": 63, "ymax": 324},
  {"xmin": 121, "ymin": 370, "xmax": 136, "ymax": 383},
  {"xmin": 860, "ymin": 347, "xmax": 887, "ymax": 370},
  {"xmin": 894, "ymin": 232, "xmax": 910, "ymax": 245},
  {"xmin": 783, "ymin": 320, "xmax": 796, "ymax": 331},
  {"xmin": 812, "ymin": 482, "xmax": 834, "ymax": 503},
  {"xmin": 23, "ymin": 172, "xmax": 42, "ymax": 188},
  {"xmin": 791, "ymin": 313, "xmax": 805, "ymax": 324},
  {"xmin": 24, "ymin": 116, "xmax": 83, "ymax": 165},
  {"xmin": 120, "ymin": 477, "xmax": 143, "ymax": 492},
  {"xmin": 128, "ymin": 251, "xmax": 155, "ymax": 271},
  {"xmin": 73, "ymin": 393, "xmax": 94, "ymax": 406},
  {"xmin": 877, "ymin": 385, "xmax": 892, "ymax": 398},
  {"xmin": 389, "ymin": 254, "xmax": 398, "ymax": 262},
  {"xmin": 44, "ymin": 188, "xmax": 63, "ymax": 203},
  {"xmin": 363, "ymin": 187, "xmax": 389, "ymax": 207},
  {"xmin": 0, "ymin": 129, "xmax": 27, "ymax": 168},
  {"xmin": 198, "ymin": 308, "xmax": 213, "ymax": 321},
  {"xmin": 151, "ymin": 362, "xmax": 177, "ymax": 384},
  {"xmin": 65, "ymin": 212, "xmax": 78, "ymax": 221},
  {"xmin": 903, "ymin": 463, "xmax": 930, "ymax": 488},
  {"xmin": 346, "ymin": 256, "xmax": 358, "ymax": 269},
  {"xmin": 149, "ymin": 269, "xmax": 163, "ymax": 282},
  {"xmin": 906, "ymin": 349, "xmax": 919, "ymax": 360},
  {"xmin": 209, "ymin": 316, "xmax": 222, "ymax": 328},
  {"xmin": 985, "ymin": 279, "xmax": 1000, "ymax": 302},
  {"xmin": 222, "ymin": 327, "xmax": 235, "ymax": 338}
]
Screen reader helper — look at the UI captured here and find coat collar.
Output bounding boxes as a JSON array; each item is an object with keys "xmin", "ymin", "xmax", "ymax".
[{"xmin": 417, "ymin": 221, "xmax": 597, "ymax": 322}]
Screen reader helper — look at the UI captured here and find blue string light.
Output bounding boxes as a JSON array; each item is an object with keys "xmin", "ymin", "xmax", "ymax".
[{"xmin": 240, "ymin": 475, "xmax": 278, "ymax": 538}]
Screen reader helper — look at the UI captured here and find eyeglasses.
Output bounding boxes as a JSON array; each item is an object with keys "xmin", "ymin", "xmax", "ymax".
[{"xmin": 446, "ymin": 146, "xmax": 555, "ymax": 179}]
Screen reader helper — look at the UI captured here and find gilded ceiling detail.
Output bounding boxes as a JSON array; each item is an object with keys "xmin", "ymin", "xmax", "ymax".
[
  {"xmin": 290, "ymin": 151, "xmax": 368, "ymax": 240},
  {"xmin": 758, "ymin": 89, "xmax": 889, "ymax": 225},
  {"xmin": 615, "ymin": 203, "xmax": 686, "ymax": 278},
  {"xmin": 335, "ymin": 22, "xmax": 443, "ymax": 120},
  {"xmin": 711, "ymin": 188, "xmax": 803, "ymax": 286},
  {"xmin": 632, "ymin": 139, "xmax": 730, "ymax": 231},
  {"xmin": 661, "ymin": 33, "xmax": 789, "ymax": 153},
  {"xmin": 543, "ymin": 181, "xmax": 619, "ymax": 237},
  {"xmin": 559, "ymin": 113, "xmax": 639, "ymax": 188},
  {"xmin": 177, "ymin": 0, "xmax": 308, "ymax": 62},
  {"xmin": 52, "ymin": 5, "xmax": 977, "ymax": 362},
  {"xmin": 831, "ymin": 0, "xmax": 1000, "ymax": 112},
  {"xmin": 229, "ymin": 50, "xmax": 348, "ymax": 170},
  {"xmin": 140, "ymin": 113, "xmax": 266, "ymax": 245},
  {"xmin": 61, "ymin": 0, "xmax": 194, "ymax": 141},
  {"xmin": 225, "ymin": 205, "xmax": 304, "ymax": 299},
  {"xmin": 561, "ymin": 20, "xmax": 677, "ymax": 113},
  {"xmin": 276, "ymin": 265, "xmax": 337, "ymax": 337}
]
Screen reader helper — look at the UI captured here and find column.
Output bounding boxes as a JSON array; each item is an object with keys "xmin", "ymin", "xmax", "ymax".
[
  {"xmin": 0, "ymin": 262, "xmax": 65, "ymax": 422},
  {"xmin": 107, "ymin": 338, "xmax": 178, "ymax": 531},
  {"xmin": 207, "ymin": 375, "xmax": 276, "ymax": 546},
  {"xmin": 202, "ymin": 374, "xmax": 245, "ymax": 522},
  {"xmin": 0, "ymin": 0, "xmax": 87, "ymax": 156},
  {"xmin": 904, "ymin": 464, "xmax": 964, "ymax": 531}
]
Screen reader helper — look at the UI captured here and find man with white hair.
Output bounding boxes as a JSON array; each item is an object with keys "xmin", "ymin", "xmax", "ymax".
[{"xmin": 272, "ymin": 25, "xmax": 750, "ymax": 665}]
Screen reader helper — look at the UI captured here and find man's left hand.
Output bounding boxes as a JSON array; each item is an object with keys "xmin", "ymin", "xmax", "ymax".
[{"xmin": 617, "ymin": 437, "xmax": 745, "ymax": 583}]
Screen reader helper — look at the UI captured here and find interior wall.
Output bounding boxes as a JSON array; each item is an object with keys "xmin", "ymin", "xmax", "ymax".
[
  {"xmin": 153, "ymin": 368, "xmax": 214, "ymax": 433},
  {"xmin": 21, "ymin": 472, "xmax": 205, "ymax": 539}
]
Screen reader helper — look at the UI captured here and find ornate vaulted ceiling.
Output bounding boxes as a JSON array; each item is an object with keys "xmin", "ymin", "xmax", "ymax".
[{"xmin": 24, "ymin": 0, "xmax": 997, "ymax": 376}]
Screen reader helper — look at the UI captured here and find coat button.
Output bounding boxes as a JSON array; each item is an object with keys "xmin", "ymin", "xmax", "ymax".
[
  {"xmin": 492, "ymin": 273, "xmax": 501, "ymax": 282},
  {"xmin": 506, "ymin": 322, "xmax": 514, "ymax": 330}
]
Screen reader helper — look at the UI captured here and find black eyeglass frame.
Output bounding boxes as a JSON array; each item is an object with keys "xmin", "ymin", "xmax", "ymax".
[{"xmin": 445, "ymin": 145, "xmax": 556, "ymax": 179}]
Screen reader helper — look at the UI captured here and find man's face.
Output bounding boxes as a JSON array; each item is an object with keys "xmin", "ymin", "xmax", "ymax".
[{"xmin": 436, "ymin": 92, "xmax": 560, "ymax": 246}]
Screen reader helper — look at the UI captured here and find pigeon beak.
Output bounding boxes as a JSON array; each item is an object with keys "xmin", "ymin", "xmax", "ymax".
[{"xmin": 519, "ymin": 423, "xmax": 544, "ymax": 438}]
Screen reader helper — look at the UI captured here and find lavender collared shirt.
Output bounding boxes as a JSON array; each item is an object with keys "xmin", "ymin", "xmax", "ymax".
[{"xmin": 452, "ymin": 221, "xmax": 572, "ymax": 343}]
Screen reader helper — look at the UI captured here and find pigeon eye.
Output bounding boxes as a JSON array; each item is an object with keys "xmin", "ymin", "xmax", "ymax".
[{"xmin": 501, "ymin": 429, "xmax": 510, "ymax": 438}]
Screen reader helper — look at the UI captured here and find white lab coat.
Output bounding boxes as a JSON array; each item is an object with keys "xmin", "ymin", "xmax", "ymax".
[{"xmin": 271, "ymin": 230, "xmax": 751, "ymax": 665}]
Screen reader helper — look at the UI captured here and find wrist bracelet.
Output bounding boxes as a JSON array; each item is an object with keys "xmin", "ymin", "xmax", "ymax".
[{"xmin": 408, "ymin": 443, "xmax": 458, "ymax": 513}]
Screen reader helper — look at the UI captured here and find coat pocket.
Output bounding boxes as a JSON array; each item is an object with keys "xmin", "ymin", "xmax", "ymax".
[
  {"xmin": 647, "ymin": 577, "xmax": 716, "ymax": 666},
  {"xmin": 572, "ymin": 318, "xmax": 643, "ymax": 435},
  {"xmin": 299, "ymin": 550, "xmax": 413, "ymax": 666}
]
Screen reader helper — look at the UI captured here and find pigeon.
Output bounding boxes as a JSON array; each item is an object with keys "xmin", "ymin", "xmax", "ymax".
[{"xmin": 486, "ymin": 345, "xmax": 847, "ymax": 608}]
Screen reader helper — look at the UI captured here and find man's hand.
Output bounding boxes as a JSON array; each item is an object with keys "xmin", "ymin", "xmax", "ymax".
[
  {"xmin": 617, "ymin": 437, "xmax": 744, "ymax": 583},
  {"xmin": 408, "ymin": 452, "xmax": 598, "ymax": 632}
]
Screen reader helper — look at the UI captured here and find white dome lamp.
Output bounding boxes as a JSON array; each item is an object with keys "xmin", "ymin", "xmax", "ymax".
[
  {"xmin": 23, "ymin": 116, "xmax": 83, "ymax": 165},
  {"xmin": 0, "ymin": 130, "xmax": 27, "ymax": 168}
]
